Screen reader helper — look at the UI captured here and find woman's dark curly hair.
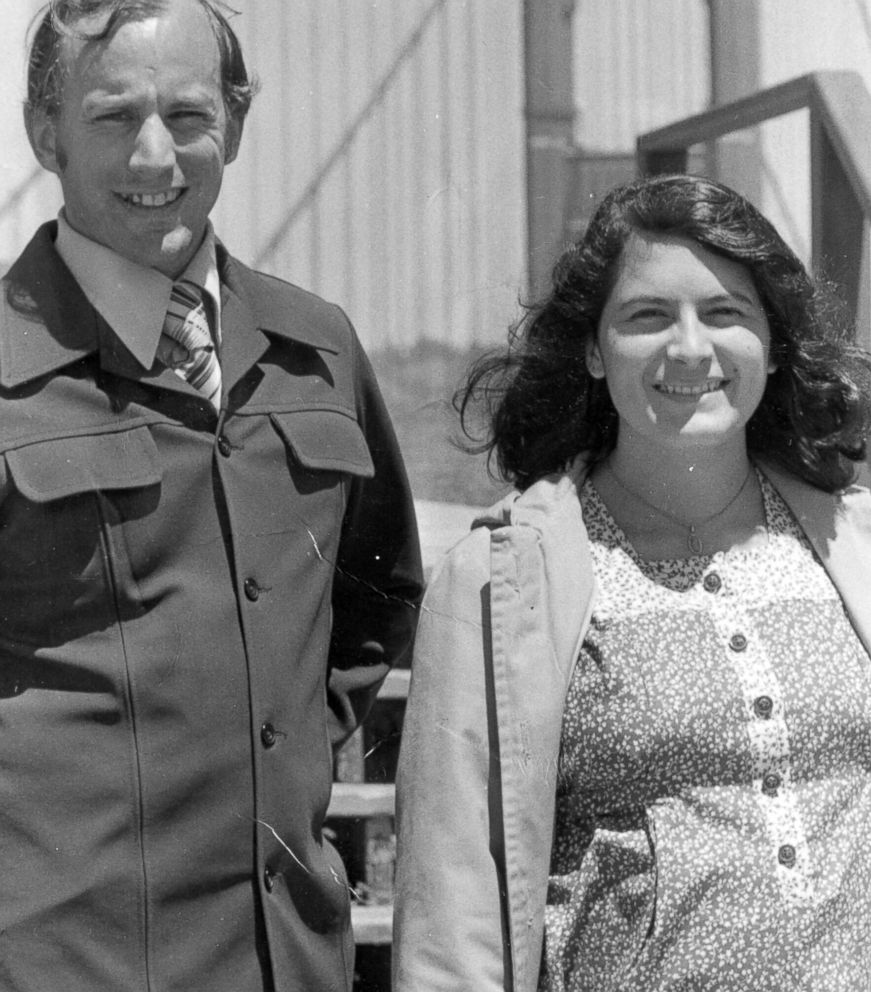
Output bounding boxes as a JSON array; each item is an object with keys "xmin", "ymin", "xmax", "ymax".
[{"xmin": 458, "ymin": 173, "xmax": 871, "ymax": 492}]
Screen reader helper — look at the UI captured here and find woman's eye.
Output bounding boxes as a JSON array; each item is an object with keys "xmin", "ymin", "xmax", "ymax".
[{"xmin": 707, "ymin": 306, "xmax": 743, "ymax": 321}]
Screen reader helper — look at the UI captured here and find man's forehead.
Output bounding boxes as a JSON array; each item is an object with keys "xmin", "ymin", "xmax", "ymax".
[
  {"xmin": 58, "ymin": 0, "xmax": 213, "ymax": 63},
  {"xmin": 57, "ymin": 0, "xmax": 221, "ymax": 87}
]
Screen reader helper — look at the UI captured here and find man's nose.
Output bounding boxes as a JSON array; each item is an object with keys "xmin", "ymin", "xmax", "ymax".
[
  {"xmin": 666, "ymin": 312, "xmax": 713, "ymax": 366},
  {"xmin": 129, "ymin": 115, "xmax": 176, "ymax": 174}
]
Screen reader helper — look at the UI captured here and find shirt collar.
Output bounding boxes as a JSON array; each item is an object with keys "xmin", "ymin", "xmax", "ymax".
[{"xmin": 54, "ymin": 212, "xmax": 222, "ymax": 370}]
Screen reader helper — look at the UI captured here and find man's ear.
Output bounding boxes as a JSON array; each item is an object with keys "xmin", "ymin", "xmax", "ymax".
[
  {"xmin": 224, "ymin": 116, "xmax": 243, "ymax": 165},
  {"xmin": 25, "ymin": 108, "xmax": 62, "ymax": 175},
  {"xmin": 585, "ymin": 336, "xmax": 606, "ymax": 379}
]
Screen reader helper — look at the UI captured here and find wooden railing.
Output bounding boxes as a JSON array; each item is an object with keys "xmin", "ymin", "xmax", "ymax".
[
  {"xmin": 329, "ymin": 666, "xmax": 408, "ymax": 947},
  {"xmin": 637, "ymin": 71, "xmax": 871, "ymax": 347}
]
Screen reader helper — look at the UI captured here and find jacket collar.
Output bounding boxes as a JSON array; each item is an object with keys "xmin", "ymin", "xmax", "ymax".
[
  {"xmin": 0, "ymin": 224, "xmax": 340, "ymax": 390},
  {"xmin": 0, "ymin": 223, "xmax": 101, "ymax": 389},
  {"xmin": 217, "ymin": 244, "xmax": 340, "ymax": 355}
]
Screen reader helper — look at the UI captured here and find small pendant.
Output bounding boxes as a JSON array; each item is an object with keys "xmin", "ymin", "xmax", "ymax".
[{"xmin": 687, "ymin": 528, "xmax": 703, "ymax": 555}]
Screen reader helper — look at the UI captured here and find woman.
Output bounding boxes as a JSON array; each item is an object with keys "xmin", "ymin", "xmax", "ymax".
[{"xmin": 392, "ymin": 174, "xmax": 871, "ymax": 991}]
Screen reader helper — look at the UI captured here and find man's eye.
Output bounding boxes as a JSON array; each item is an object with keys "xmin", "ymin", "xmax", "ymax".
[{"xmin": 172, "ymin": 110, "xmax": 210, "ymax": 122}]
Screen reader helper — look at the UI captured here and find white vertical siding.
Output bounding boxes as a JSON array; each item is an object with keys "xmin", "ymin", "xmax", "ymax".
[
  {"xmin": 214, "ymin": 0, "xmax": 527, "ymax": 351},
  {"xmin": 0, "ymin": 0, "xmax": 63, "ymax": 264},
  {"xmin": 573, "ymin": 0, "xmax": 711, "ymax": 153}
]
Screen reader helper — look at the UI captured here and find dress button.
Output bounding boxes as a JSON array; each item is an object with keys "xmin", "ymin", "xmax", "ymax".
[
  {"xmin": 244, "ymin": 578, "xmax": 260, "ymax": 601},
  {"xmin": 754, "ymin": 695, "xmax": 774, "ymax": 718},
  {"xmin": 217, "ymin": 435, "xmax": 232, "ymax": 457},
  {"xmin": 263, "ymin": 868, "xmax": 275, "ymax": 892},
  {"xmin": 778, "ymin": 844, "xmax": 797, "ymax": 868},
  {"xmin": 729, "ymin": 632, "xmax": 748, "ymax": 652},
  {"xmin": 260, "ymin": 722, "xmax": 277, "ymax": 748},
  {"xmin": 703, "ymin": 572, "xmax": 722, "ymax": 593},
  {"xmin": 762, "ymin": 772, "xmax": 781, "ymax": 795}
]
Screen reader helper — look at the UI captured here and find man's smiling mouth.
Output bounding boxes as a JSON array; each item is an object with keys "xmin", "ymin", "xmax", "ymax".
[{"xmin": 119, "ymin": 189, "xmax": 185, "ymax": 208}]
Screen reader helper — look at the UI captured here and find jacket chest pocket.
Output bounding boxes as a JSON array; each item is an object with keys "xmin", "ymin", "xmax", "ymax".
[
  {"xmin": 0, "ymin": 427, "xmax": 162, "ymax": 644},
  {"xmin": 270, "ymin": 409, "xmax": 375, "ymax": 479}
]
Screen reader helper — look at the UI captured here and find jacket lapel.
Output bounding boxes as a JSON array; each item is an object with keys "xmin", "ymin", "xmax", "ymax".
[{"xmin": 487, "ymin": 465, "xmax": 596, "ymax": 991}]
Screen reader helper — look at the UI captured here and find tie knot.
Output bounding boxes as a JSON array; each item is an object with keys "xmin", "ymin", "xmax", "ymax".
[
  {"xmin": 159, "ymin": 279, "xmax": 222, "ymax": 410},
  {"xmin": 168, "ymin": 279, "xmax": 205, "ymax": 320}
]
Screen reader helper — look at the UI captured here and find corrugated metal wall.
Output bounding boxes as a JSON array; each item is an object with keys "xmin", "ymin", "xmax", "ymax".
[
  {"xmin": 563, "ymin": 0, "xmax": 710, "ymax": 239},
  {"xmin": 1, "ymin": 1, "xmax": 527, "ymax": 352},
  {"xmin": 573, "ymin": 0, "xmax": 711, "ymax": 154},
  {"xmin": 0, "ymin": 1, "xmax": 62, "ymax": 260},
  {"xmin": 215, "ymin": 0, "xmax": 527, "ymax": 352}
]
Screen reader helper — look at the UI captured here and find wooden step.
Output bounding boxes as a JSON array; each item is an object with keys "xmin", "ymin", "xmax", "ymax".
[
  {"xmin": 328, "ymin": 782, "xmax": 395, "ymax": 818},
  {"xmin": 352, "ymin": 903, "xmax": 393, "ymax": 945},
  {"xmin": 379, "ymin": 668, "xmax": 410, "ymax": 699}
]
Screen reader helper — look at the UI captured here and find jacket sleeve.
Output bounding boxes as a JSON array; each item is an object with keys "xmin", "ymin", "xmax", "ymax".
[
  {"xmin": 326, "ymin": 330, "xmax": 424, "ymax": 746},
  {"xmin": 393, "ymin": 525, "xmax": 512, "ymax": 991}
]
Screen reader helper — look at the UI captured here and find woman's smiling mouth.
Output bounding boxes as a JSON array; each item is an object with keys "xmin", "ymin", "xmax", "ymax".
[{"xmin": 653, "ymin": 379, "xmax": 729, "ymax": 396}]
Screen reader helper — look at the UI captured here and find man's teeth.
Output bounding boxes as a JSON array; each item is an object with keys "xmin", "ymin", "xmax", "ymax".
[
  {"xmin": 655, "ymin": 381, "xmax": 724, "ymax": 395},
  {"xmin": 125, "ymin": 190, "xmax": 183, "ymax": 207}
]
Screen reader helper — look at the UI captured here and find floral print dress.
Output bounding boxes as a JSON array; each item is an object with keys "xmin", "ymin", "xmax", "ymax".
[{"xmin": 540, "ymin": 471, "xmax": 871, "ymax": 991}]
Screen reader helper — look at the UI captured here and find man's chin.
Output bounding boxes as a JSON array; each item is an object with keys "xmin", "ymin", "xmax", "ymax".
[{"xmin": 160, "ymin": 225, "xmax": 194, "ymax": 260}]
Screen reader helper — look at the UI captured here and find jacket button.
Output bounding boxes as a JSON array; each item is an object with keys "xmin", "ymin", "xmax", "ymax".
[
  {"xmin": 754, "ymin": 695, "xmax": 774, "ymax": 719},
  {"xmin": 244, "ymin": 578, "xmax": 260, "ymax": 601},
  {"xmin": 263, "ymin": 868, "xmax": 275, "ymax": 892},
  {"xmin": 260, "ymin": 722, "xmax": 277, "ymax": 748},
  {"xmin": 702, "ymin": 572, "xmax": 721, "ymax": 593},
  {"xmin": 778, "ymin": 844, "xmax": 796, "ymax": 868},
  {"xmin": 729, "ymin": 632, "xmax": 748, "ymax": 652},
  {"xmin": 217, "ymin": 435, "xmax": 232, "ymax": 457}
]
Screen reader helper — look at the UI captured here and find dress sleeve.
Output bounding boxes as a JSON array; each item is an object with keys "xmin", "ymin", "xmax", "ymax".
[{"xmin": 393, "ymin": 527, "xmax": 512, "ymax": 992}]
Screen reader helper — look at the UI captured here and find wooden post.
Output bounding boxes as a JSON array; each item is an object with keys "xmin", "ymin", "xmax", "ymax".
[{"xmin": 524, "ymin": 0, "xmax": 577, "ymax": 296}]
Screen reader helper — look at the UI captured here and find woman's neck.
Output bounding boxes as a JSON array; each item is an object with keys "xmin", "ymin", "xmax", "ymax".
[{"xmin": 607, "ymin": 433, "xmax": 753, "ymax": 522}]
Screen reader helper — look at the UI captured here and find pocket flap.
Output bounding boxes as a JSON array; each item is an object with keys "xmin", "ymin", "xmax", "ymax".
[
  {"xmin": 271, "ymin": 410, "xmax": 375, "ymax": 478},
  {"xmin": 5, "ymin": 427, "xmax": 162, "ymax": 502}
]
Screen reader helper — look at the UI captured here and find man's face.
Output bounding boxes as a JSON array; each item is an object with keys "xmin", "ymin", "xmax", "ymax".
[{"xmin": 30, "ymin": 0, "xmax": 240, "ymax": 277}]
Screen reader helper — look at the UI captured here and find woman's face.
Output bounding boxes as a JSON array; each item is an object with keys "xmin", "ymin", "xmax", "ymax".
[{"xmin": 588, "ymin": 231, "xmax": 775, "ymax": 456}]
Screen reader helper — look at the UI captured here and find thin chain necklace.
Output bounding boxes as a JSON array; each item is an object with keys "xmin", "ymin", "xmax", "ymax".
[{"xmin": 603, "ymin": 462, "xmax": 755, "ymax": 555}]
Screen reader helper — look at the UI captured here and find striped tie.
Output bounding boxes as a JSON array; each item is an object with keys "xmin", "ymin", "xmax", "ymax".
[{"xmin": 158, "ymin": 279, "xmax": 222, "ymax": 410}]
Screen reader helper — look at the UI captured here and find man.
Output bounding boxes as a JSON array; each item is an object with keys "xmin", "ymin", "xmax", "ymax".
[{"xmin": 2, "ymin": 1, "xmax": 422, "ymax": 989}]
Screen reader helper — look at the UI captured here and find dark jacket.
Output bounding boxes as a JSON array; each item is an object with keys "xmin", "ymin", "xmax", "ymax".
[{"xmin": 0, "ymin": 224, "xmax": 422, "ymax": 992}]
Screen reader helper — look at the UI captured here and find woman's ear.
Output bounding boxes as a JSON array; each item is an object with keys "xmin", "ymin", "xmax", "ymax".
[{"xmin": 585, "ymin": 337, "xmax": 606, "ymax": 379}]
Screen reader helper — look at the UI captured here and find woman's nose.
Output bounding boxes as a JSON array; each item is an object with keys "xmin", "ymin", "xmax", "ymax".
[{"xmin": 666, "ymin": 312, "xmax": 714, "ymax": 366}]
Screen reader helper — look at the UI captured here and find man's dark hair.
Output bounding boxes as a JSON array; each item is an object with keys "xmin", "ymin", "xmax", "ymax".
[
  {"xmin": 25, "ymin": 0, "xmax": 258, "ymax": 126},
  {"xmin": 457, "ymin": 173, "xmax": 871, "ymax": 492}
]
